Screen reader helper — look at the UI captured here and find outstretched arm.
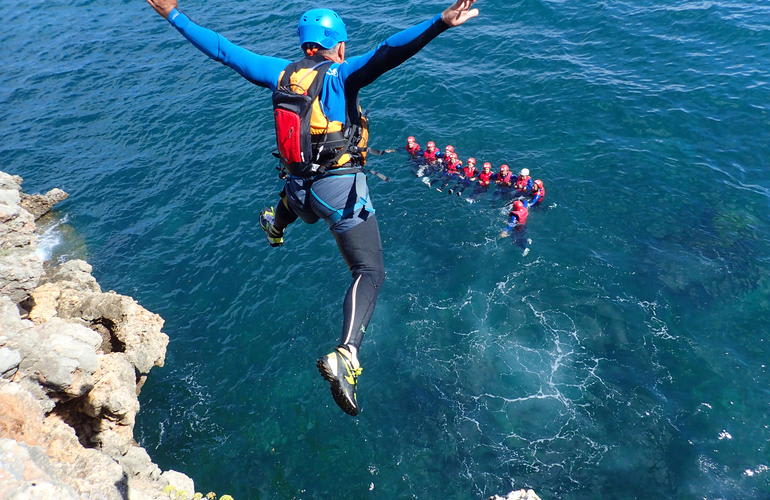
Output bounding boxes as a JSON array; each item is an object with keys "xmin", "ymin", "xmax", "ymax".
[
  {"xmin": 341, "ymin": 0, "xmax": 479, "ymax": 89},
  {"xmin": 146, "ymin": 0, "xmax": 289, "ymax": 90}
]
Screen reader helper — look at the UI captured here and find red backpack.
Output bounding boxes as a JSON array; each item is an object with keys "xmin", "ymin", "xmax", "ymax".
[{"xmin": 272, "ymin": 61, "xmax": 332, "ymax": 177}]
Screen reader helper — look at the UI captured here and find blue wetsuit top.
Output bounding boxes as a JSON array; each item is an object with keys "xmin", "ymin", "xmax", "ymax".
[
  {"xmin": 526, "ymin": 194, "xmax": 542, "ymax": 207},
  {"xmin": 167, "ymin": 9, "xmax": 449, "ymax": 123},
  {"xmin": 505, "ymin": 214, "xmax": 521, "ymax": 231}
]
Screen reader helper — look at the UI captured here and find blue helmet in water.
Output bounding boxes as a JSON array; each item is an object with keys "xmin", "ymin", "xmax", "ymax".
[{"xmin": 297, "ymin": 8, "xmax": 348, "ymax": 49}]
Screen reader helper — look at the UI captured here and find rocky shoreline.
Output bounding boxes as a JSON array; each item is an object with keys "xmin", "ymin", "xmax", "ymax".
[{"xmin": 0, "ymin": 171, "xmax": 196, "ymax": 499}]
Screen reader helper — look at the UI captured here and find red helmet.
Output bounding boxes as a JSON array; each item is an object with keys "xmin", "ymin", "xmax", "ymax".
[
  {"xmin": 445, "ymin": 145, "xmax": 455, "ymax": 153},
  {"xmin": 427, "ymin": 141, "xmax": 436, "ymax": 148},
  {"xmin": 467, "ymin": 157, "xmax": 477, "ymax": 164},
  {"xmin": 513, "ymin": 200, "xmax": 524, "ymax": 210},
  {"xmin": 407, "ymin": 136, "xmax": 416, "ymax": 143},
  {"xmin": 483, "ymin": 162, "xmax": 492, "ymax": 169},
  {"xmin": 500, "ymin": 164, "xmax": 510, "ymax": 171},
  {"xmin": 534, "ymin": 179, "xmax": 543, "ymax": 188}
]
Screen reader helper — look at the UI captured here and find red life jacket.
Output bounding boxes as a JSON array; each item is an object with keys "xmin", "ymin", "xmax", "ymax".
[
  {"xmin": 514, "ymin": 175, "xmax": 531, "ymax": 190},
  {"xmin": 497, "ymin": 171, "xmax": 512, "ymax": 186},
  {"xmin": 406, "ymin": 143, "xmax": 421, "ymax": 155},
  {"xmin": 423, "ymin": 148, "xmax": 438, "ymax": 162},
  {"xmin": 462, "ymin": 166, "xmax": 477, "ymax": 178},
  {"xmin": 446, "ymin": 160, "xmax": 461, "ymax": 174},
  {"xmin": 510, "ymin": 205, "xmax": 529, "ymax": 225},
  {"xmin": 478, "ymin": 171, "xmax": 493, "ymax": 186}
]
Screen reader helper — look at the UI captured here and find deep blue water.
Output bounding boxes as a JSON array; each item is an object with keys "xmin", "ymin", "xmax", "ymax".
[{"xmin": 3, "ymin": 0, "xmax": 770, "ymax": 498}]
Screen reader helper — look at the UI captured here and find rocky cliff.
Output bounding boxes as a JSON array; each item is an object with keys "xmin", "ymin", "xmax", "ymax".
[{"xmin": 0, "ymin": 171, "xmax": 196, "ymax": 499}]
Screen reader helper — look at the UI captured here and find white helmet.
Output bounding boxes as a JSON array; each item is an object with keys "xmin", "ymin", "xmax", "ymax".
[{"xmin": 520, "ymin": 168, "xmax": 530, "ymax": 176}]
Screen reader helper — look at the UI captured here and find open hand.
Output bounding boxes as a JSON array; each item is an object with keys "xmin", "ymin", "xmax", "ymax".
[
  {"xmin": 147, "ymin": 0, "xmax": 178, "ymax": 18},
  {"xmin": 442, "ymin": 0, "xmax": 479, "ymax": 27}
]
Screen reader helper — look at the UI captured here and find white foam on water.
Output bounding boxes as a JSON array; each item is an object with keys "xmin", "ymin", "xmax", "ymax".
[{"xmin": 35, "ymin": 214, "xmax": 69, "ymax": 262}]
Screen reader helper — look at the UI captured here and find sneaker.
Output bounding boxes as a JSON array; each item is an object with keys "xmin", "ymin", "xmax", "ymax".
[
  {"xmin": 317, "ymin": 346, "xmax": 362, "ymax": 416},
  {"xmin": 259, "ymin": 207, "xmax": 283, "ymax": 247}
]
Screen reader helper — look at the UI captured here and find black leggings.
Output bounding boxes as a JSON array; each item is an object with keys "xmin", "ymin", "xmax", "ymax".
[{"xmin": 275, "ymin": 200, "xmax": 385, "ymax": 350}]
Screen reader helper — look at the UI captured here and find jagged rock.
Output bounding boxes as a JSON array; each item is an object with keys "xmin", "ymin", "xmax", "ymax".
[
  {"xmin": 20, "ymin": 188, "xmax": 69, "ymax": 220},
  {"xmin": 27, "ymin": 282, "xmax": 60, "ymax": 324},
  {"xmin": 41, "ymin": 259, "xmax": 101, "ymax": 293},
  {"xmin": 41, "ymin": 412, "xmax": 128, "ymax": 500},
  {"xmin": 55, "ymin": 290, "xmax": 168, "ymax": 374},
  {"xmin": 0, "ymin": 438, "xmax": 80, "ymax": 500},
  {"xmin": 11, "ymin": 318, "xmax": 101, "ymax": 402},
  {"xmin": 84, "ymin": 353, "xmax": 139, "ymax": 423},
  {"xmin": 0, "ymin": 348, "xmax": 21, "ymax": 379},
  {"xmin": 121, "ymin": 445, "xmax": 162, "ymax": 480},
  {"xmin": 0, "ymin": 250, "xmax": 43, "ymax": 305},
  {"xmin": 0, "ymin": 296, "xmax": 30, "ymax": 337},
  {"xmin": 161, "ymin": 470, "xmax": 196, "ymax": 499},
  {"xmin": 78, "ymin": 353, "xmax": 140, "ymax": 457},
  {"xmin": 0, "ymin": 173, "xmax": 43, "ymax": 305}
]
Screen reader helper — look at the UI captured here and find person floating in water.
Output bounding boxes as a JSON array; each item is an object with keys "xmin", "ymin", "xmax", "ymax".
[
  {"xmin": 514, "ymin": 167, "xmax": 533, "ymax": 192},
  {"xmin": 147, "ymin": 0, "xmax": 479, "ymax": 416},
  {"xmin": 529, "ymin": 179, "xmax": 545, "ymax": 206},
  {"xmin": 478, "ymin": 162, "xmax": 494, "ymax": 187},
  {"xmin": 437, "ymin": 154, "xmax": 462, "ymax": 191},
  {"xmin": 405, "ymin": 136, "xmax": 421, "ymax": 158},
  {"xmin": 422, "ymin": 140, "xmax": 441, "ymax": 164},
  {"xmin": 500, "ymin": 200, "xmax": 531, "ymax": 255},
  {"xmin": 495, "ymin": 164, "xmax": 513, "ymax": 187},
  {"xmin": 450, "ymin": 157, "xmax": 477, "ymax": 195},
  {"xmin": 442, "ymin": 145, "xmax": 456, "ymax": 168}
]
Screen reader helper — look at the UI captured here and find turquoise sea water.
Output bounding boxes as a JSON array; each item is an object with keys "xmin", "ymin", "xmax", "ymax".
[{"xmin": 3, "ymin": 0, "xmax": 770, "ymax": 498}]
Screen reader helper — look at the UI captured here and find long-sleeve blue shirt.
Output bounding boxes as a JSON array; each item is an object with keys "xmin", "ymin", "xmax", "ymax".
[{"xmin": 167, "ymin": 9, "xmax": 450, "ymax": 123}]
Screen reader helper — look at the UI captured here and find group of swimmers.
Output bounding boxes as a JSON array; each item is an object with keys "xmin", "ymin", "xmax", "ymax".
[{"xmin": 405, "ymin": 136, "xmax": 547, "ymax": 254}]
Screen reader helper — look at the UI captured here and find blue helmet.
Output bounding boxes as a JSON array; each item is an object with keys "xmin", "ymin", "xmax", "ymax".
[{"xmin": 297, "ymin": 8, "xmax": 348, "ymax": 49}]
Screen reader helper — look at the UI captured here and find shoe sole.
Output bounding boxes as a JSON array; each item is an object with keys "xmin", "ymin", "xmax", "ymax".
[{"xmin": 316, "ymin": 358, "xmax": 359, "ymax": 416}]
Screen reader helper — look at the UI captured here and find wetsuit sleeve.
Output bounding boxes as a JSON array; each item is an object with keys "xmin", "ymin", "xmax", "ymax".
[
  {"xmin": 529, "ymin": 194, "xmax": 542, "ymax": 207},
  {"xmin": 167, "ymin": 9, "xmax": 289, "ymax": 90},
  {"xmin": 340, "ymin": 14, "xmax": 450, "ymax": 90}
]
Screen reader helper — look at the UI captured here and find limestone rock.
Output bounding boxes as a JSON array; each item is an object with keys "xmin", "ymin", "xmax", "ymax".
[
  {"xmin": 121, "ymin": 445, "xmax": 162, "ymax": 480},
  {"xmin": 0, "ymin": 296, "xmax": 30, "ymax": 338},
  {"xmin": 11, "ymin": 318, "xmax": 101, "ymax": 402},
  {"xmin": 0, "ymin": 347, "xmax": 21, "ymax": 379},
  {"xmin": 84, "ymin": 353, "xmax": 139, "ymax": 423},
  {"xmin": 79, "ymin": 353, "xmax": 140, "ymax": 457},
  {"xmin": 41, "ymin": 259, "xmax": 101, "ymax": 293},
  {"xmin": 161, "ymin": 470, "xmax": 196, "ymax": 499},
  {"xmin": 27, "ymin": 282, "xmax": 60, "ymax": 324},
  {"xmin": 0, "ymin": 438, "xmax": 79, "ymax": 500},
  {"xmin": 0, "ymin": 246, "xmax": 42, "ymax": 305},
  {"xmin": 20, "ymin": 188, "xmax": 69, "ymax": 220},
  {"xmin": 0, "ymin": 173, "xmax": 43, "ymax": 305},
  {"xmin": 55, "ymin": 290, "xmax": 168, "ymax": 374}
]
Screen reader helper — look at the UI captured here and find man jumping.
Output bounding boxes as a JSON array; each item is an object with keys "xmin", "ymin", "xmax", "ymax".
[{"xmin": 147, "ymin": 0, "xmax": 479, "ymax": 416}]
